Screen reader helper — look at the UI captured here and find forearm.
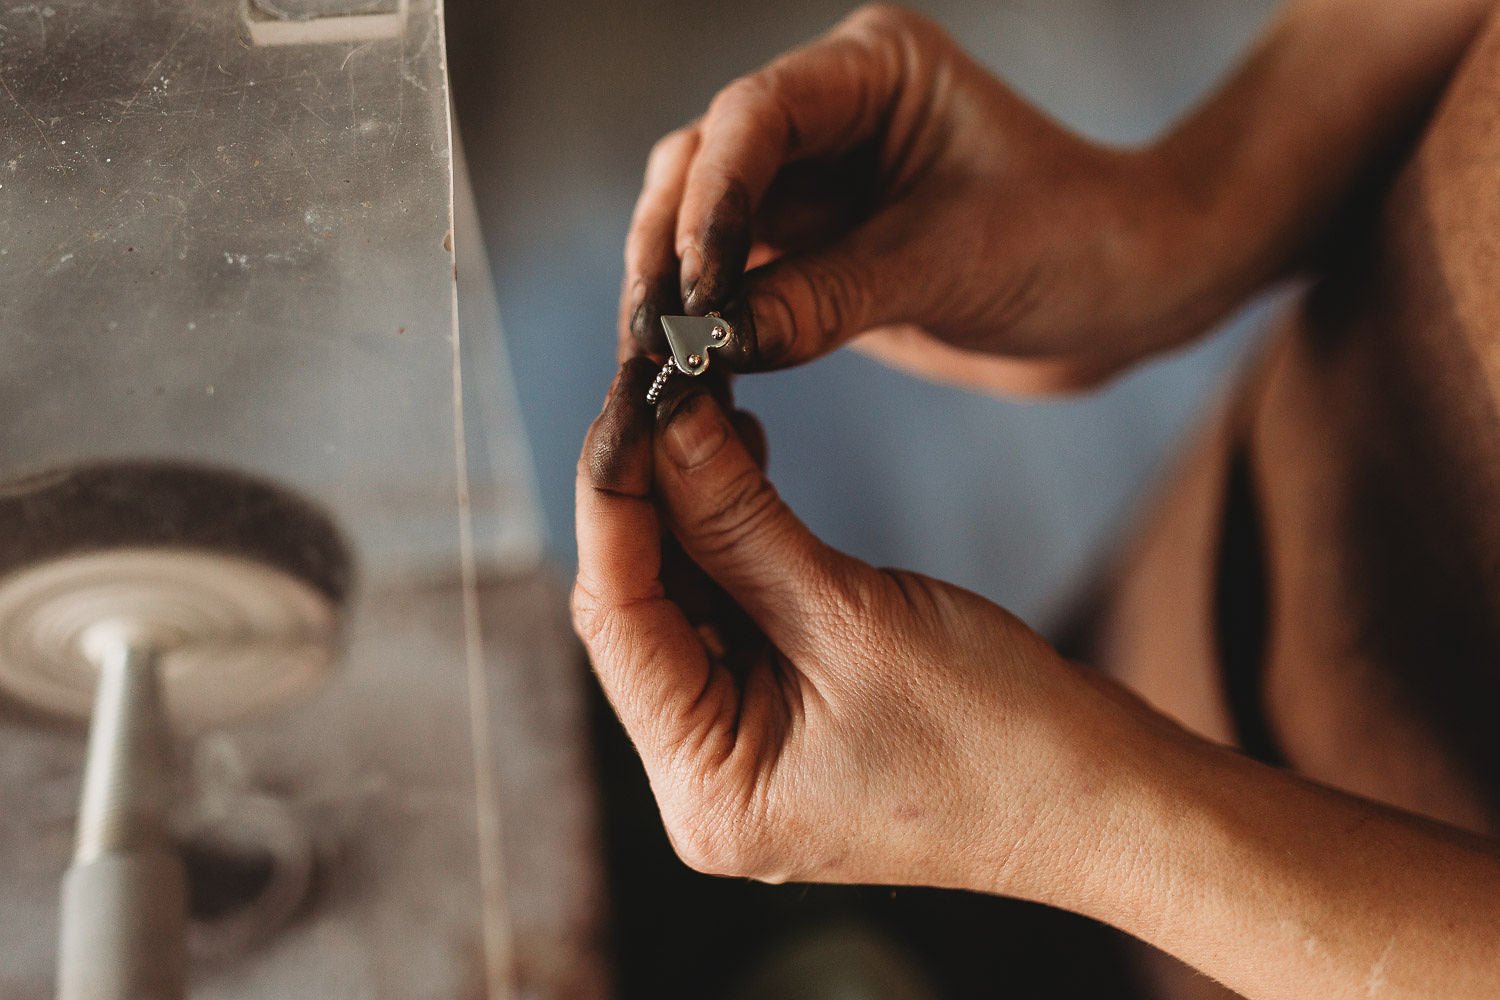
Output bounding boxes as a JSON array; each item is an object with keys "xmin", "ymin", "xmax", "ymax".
[
  {"xmin": 1019, "ymin": 677, "xmax": 1500, "ymax": 1000},
  {"xmin": 1145, "ymin": 0, "xmax": 1494, "ymax": 341}
]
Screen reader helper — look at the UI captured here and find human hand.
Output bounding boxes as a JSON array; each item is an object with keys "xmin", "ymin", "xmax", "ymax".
[
  {"xmin": 573, "ymin": 359, "xmax": 1129, "ymax": 895},
  {"xmin": 620, "ymin": 4, "xmax": 1213, "ymax": 394}
]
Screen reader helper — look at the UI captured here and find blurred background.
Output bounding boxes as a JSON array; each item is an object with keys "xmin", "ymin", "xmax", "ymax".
[
  {"xmin": 449, "ymin": 0, "xmax": 1282, "ymax": 630},
  {"xmin": 0, "ymin": 1, "xmax": 1307, "ymax": 997},
  {"xmin": 445, "ymin": 1, "xmax": 1285, "ymax": 997}
]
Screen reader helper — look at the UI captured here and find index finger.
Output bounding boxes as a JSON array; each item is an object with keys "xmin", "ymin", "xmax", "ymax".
[
  {"xmin": 675, "ymin": 8, "xmax": 907, "ymax": 318},
  {"xmin": 620, "ymin": 125, "xmax": 700, "ymax": 360}
]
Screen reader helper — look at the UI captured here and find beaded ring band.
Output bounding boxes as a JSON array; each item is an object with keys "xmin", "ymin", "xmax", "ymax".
[{"xmin": 645, "ymin": 357, "xmax": 678, "ymax": 405}]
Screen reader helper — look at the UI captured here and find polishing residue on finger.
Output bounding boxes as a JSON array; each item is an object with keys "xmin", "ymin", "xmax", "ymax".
[{"xmin": 585, "ymin": 357, "xmax": 657, "ymax": 493}]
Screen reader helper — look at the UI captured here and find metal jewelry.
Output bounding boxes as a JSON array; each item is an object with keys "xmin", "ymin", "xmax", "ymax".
[{"xmin": 645, "ymin": 311, "xmax": 732, "ymax": 404}]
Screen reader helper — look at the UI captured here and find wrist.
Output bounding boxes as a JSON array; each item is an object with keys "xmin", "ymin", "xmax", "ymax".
[
  {"xmin": 1039, "ymin": 143, "xmax": 1247, "ymax": 383},
  {"xmin": 962, "ymin": 660, "xmax": 1190, "ymax": 914},
  {"xmin": 1113, "ymin": 142, "xmax": 1252, "ymax": 358},
  {"xmin": 1018, "ymin": 670, "xmax": 1264, "ymax": 946}
]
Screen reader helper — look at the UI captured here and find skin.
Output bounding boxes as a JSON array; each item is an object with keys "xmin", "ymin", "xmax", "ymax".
[
  {"xmin": 581, "ymin": 2, "xmax": 1500, "ymax": 997},
  {"xmin": 1109, "ymin": 8, "xmax": 1500, "ymax": 993}
]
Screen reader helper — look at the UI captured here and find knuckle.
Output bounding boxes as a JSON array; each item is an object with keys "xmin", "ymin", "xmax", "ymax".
[
  {"xmin": 645, "ymin": 127, "xmax": 695, "ymax": 179},
  {"xmin": 568, "ymin": 580, "xmax": 604, "ymax": 645},
  {"xmin": 842, "ymin": 4, "xmax": 944, "ymax": 67},
  {"xmin": 844, "ymin": 3, "xmax": 915, "ymax": 36},
  {"xmin": 669, "ymin": 822, "xmax": 738, "ymax": 876},
  {"xmin": 751, "ymin": 256, "xmax": 866, "ymax": 364},
  {"xmin": 802, "ymin": 260, "xmax": 856, "ymax": 342},
  {"xmin": 873, "ymin": 565, "xmax": 933, "ymax": 615},
  {"xmin": 665, "ymin": 798, "xmax": 772, "ymax": 879},
  {"xmin": 710, "ymin": 73, "xmax": 773, "ymax": 119},
  {"xmin": 622, "ymin": 226, "xmax": 646, "ymax": 271},
  {"xmin": 705, "ymin": 74, "xmax": 796, "ymax": 155},
  {"xmin": 689, "ymin": 464, "xmax": 784, "ymax": 556},
  {"xmin": 776, "ymin": 258, "xmax": 862, "ymax": 353},
  {"xmin": 569, "ymin": 579, "xmax": 623, "ymax": 654},
  {"xmin": 748, "ymin": 282, "xmax": 801, "ymax": 364}
]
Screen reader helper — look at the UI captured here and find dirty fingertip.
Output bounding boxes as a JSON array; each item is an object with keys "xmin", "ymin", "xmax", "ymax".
[
  {"xmin": 715, "ymin": 295, "xmax": 769, "ymax": 372},
  {"xmin": 685, "ymin": 184, "xmax": 753, "ymax": 315},
  {"xmin": 679, "ymin": 246, "xmax": 702, "ymax": 309},
  {"xmin": 631, "ymin": 274, "xmax": 677, "ymax": 354},
  {"xmin": 586, "ymin": 358, "xmax": 659, "ymax": 491}
]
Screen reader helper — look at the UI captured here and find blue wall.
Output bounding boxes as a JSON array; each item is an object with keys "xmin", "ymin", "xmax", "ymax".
[{"xmin": 454, "ymin": 0, "xmax": 1281, "ymax": 627}]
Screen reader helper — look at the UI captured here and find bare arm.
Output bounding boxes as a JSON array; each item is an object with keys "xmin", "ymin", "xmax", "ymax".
[
  {"xmin": 620, "ymin": 1, "xmax": 1495, "ymax": 392},
  {"xmin": 1148, "ymin": 0, "xmax": 1498, "ymax": 342},
  {"xmin": 574, "ymin": 364, "xmax": 1500, "ymax": 1000},
  {"xmin": 1032, "ymin": 678, "xmax": 1500, "ymax": 1000},
  {"xmin": 589, "ymin": 5, "xmax": 1500, "ymax": 999}
]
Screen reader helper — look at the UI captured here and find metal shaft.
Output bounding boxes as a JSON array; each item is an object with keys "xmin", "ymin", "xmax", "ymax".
[{"xmin": 57, "ymin": 633, "xmax": 187, "ymax": 1000}]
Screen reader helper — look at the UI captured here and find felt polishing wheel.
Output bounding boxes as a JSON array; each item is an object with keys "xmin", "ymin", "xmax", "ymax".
[
  {"xmin": 0, "ymin": 462, "xmax": 351, "ymax": 730},
  {"xmin": 0, "ymin": 549, "xmax": 340, "ymax": 730}
]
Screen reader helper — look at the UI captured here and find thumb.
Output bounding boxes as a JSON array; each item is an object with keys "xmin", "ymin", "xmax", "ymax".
[
  {"xmin": 653, "ymin": 387, "xmax": 850, "ymax": 650},
  {"xmin": 715, "ymin": 207, "xmax": 920, "ymax": 372}
]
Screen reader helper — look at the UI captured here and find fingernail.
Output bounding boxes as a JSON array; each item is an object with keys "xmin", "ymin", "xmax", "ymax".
[
  {"xmin": 688, "ymin": 184, "xmax": 751, "ymax": 314},
  {"xmin": 627, "ymin": 278, "xmax": 647, "ymax": 339},
  {"xmin": 679, "ymin": 246, "xmax": 702, "ymax": 307},
  {"xmin": 663, "ymin": 392, "xmax": 728, "ymax": 468}
]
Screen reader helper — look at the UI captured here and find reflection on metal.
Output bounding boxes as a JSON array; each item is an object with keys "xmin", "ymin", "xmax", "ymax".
[
  {"xmin": 175, "ymin": 754, "xmax": 318, "ymax": 965},
  {"xmin": 0, "ymin": 0, "xmax": 558, "ymax": 996},
  {"xmin": 57, "ymin": 634, "xmax": 186, "ymax": 1000},
  {"xmin": 660, "ymin": 314, "xmax": 732, "ymax": 377}
]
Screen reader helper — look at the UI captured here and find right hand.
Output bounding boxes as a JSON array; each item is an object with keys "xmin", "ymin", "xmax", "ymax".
[
  {"xmin": 573, "ymin": 359, "xmax": 1132, "ymax": 897},
  {"xmin": 620, "ymin": 4, "xmax": 1216, "ymax": 394}
]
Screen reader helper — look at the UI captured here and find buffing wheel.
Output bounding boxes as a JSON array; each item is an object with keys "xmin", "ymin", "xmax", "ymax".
[
  {"xmin": 0, "ymin": 462, "xmax": 351, "ymax": 730},
  {"xmin": 0, "ymin": 549, "xmax": 339, "ymax": 730}
]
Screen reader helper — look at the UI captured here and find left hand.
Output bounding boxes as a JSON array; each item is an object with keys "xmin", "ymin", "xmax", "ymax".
[
  {"xmin": 573, "ymin": 358, "xmax": 1130, "ymax": 897},
  {"xmin": 616, "ymin": 5, "xmax": 1215, "ymax": 395}
]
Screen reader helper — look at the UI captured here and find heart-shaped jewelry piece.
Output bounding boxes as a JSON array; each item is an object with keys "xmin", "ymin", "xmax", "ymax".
[{"xmin": 646, "ymin": 313, "xmax": 733, "ymax": 404}]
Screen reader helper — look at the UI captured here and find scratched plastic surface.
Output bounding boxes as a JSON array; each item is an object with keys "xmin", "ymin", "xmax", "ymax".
[
  {"xmin": 0, "ymin": 1, "xmax": 532, "ymax": 995},
  {"xmin": 0, "ymin": 0, "xmax": 471, "ymax": 567}
]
